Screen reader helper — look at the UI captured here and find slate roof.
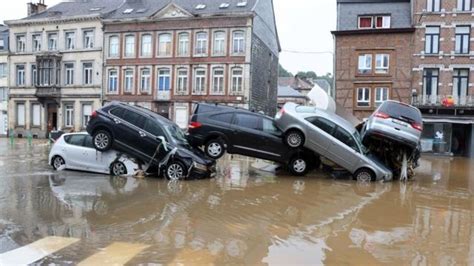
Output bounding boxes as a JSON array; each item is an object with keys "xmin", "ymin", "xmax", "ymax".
[
  {"xmin": 278, "ymin": 77, "xmax": 314, "ymax": 91},
  {"xmin": 278, "ymin": 86, "xmax": 307, "ymax": 98},
  {"xmin": 313, "ymin": 79, "xmax": 331, "ymax": 93}
]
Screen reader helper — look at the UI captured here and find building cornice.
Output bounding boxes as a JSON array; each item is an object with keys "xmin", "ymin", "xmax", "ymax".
[
  {"xmin": 5, "ymin": 14, "xmax": 102, "ymax": 27},
  {"xmin": 102, "ymin": 12, "xmax": 254, "ymax": 25},
  {"xmin": 332, "ymin": 27, "xmax": 415, "ymax": 36}
]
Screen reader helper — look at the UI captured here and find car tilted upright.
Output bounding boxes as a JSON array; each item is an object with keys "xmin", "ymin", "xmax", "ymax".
[
  {"xmin": 49, "ymin": 132, "xmax": 139, "ymax": 176},
  {"xmin": 186, "ymin": 103, "xmax": 320, "ymax": 176},
  {"xmin": 274, "ymin": 102, "xmax": 393, "ymax": 182},
  {"xmin": 86, "ymin": 102, "xmax": 216, "ymax": 180}
]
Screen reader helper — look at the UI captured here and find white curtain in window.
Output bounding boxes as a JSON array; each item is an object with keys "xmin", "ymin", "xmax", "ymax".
[{"xmin": 32, "ymin": 104, "xmax": 41, "ymax": 126}]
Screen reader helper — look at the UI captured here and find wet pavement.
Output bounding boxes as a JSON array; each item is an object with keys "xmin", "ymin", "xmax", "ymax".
[{"xmin": 1, "ymin": 138, "xmax": 474, "ymax": 264}]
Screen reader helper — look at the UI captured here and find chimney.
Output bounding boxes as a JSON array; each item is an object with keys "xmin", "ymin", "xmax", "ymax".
[{"xmin": 27, "ymin": 0, "xmax": 47, "ymax": 16}]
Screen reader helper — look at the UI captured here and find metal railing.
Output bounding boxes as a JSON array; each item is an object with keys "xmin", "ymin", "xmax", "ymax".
[{"xmin": 413, "ymin": 95, "xmax": 474, "ymax": 107}]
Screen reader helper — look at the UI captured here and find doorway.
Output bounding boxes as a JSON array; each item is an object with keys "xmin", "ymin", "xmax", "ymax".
[
  {"xmin": 47, "ymin": 103, "xmax": 58, "ymax": 132},
  {"xmin": 451, "ymin": 124, "xmax": 471, "ymax": 156}
]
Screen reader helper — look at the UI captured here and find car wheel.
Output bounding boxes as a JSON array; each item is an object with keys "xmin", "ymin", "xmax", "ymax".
[
  {"xmin": 289, "ymin": 156, "xmax": 309, "ymax": 176},
  {"xmin": 205, "ymin": 139, "xmax": 226, "ymax": 159},
  {"xmin": 93, "ymin": 130, "xmax": 112, "ymax": 151},
  {"xmin": 285, "ymin": 130, "xmax": 304, "ymax": 148},
  {"xmin": 52, "ymin": 156, "xmax": 66, "ymax": 170},
  {"xmin": 110, "ymin": 161, "xmax": 127, "ymax": 176},
  {"xmin": 165, "ymin": 161, "xmax": 187, "ymax": 181},
  {"xmin": 353, "ymin": 168, "xmax": 375, "ymax": 182}
]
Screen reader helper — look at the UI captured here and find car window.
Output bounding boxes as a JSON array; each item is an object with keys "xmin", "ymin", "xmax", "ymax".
[
  {"xmin": 144, "ymin": 119, "xmax": 166, "ymax": 138},
  {"xmin": 334, "ymin": 127, "xmax": 359, "ymax": 152},
  {"xmin": 262, "ymin": 118, "xmax": 281, "ymax": 135},
  {"xmin": 65, "ymin": 135, "xmax": 86, "ymax": 147},
  {"xmin": 307, "ymin": 117, "xmax": 336, "ymax": 135},
  {"xmin": 233, "ymin": 113, "xmax": 261, "ymax": 130},
  {"xmin": 210, "ymin": 113, "xmax": 233, "ymax": 124},
  {"xmin": 378, "ymin": 102, "xmax": 422, "ymax": 123},
  {"xmin": 109, "ymin": 106, "xmax": 125, "ymax": 118},
  {"xmin": 122, "ymin": 111, "xmax": 146, "ymax": 129},
  {"xmin": 165, "ymin": 124, "xmax": 189, "ymax": 145}
]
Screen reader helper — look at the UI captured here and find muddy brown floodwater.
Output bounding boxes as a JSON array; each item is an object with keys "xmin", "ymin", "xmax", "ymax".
[{"xmin": 1, "ymin": 139, "xmax": 474, "ymax": 265}]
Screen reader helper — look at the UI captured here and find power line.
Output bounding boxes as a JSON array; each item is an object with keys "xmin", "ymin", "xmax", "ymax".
[{"xmin": 282, "ymin": 50, "xmax": 334, "ymax": 55}]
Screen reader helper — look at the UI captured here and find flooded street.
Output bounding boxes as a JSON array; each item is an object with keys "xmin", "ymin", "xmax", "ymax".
[{"xmin": 1, "ymin": 139, "xmax": 474, "ymax": 265}]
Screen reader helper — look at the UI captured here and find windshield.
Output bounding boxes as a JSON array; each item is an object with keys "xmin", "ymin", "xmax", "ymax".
[
  {"xmin": 165, "ymin": 124, "xmax": 189, "ymax": 145},
  {"xmin": 353, "ymin": 131, "xmax": 368, "ymax": 154}
]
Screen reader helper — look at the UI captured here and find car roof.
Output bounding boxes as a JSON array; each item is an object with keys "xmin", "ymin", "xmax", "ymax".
[
  {"xmin": 197, "ymin": 103, "xmax": 273, "ymax": 120},
  {"xmin": 110, "ymin": 101, "xmax": 174, "ymax": 125}
]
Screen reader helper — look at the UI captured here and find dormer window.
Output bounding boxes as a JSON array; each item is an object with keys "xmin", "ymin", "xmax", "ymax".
[{"xmin": 358, "ymin": 15, "xmax": 390, "ymax": 29}]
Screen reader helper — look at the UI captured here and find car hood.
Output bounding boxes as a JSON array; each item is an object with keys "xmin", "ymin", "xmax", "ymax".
[{"xmin": 177, "ymin": 145, "xmax": 214, "ymax": 165}]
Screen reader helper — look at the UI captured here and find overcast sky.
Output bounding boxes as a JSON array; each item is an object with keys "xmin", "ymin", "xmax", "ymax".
[{"xmin": 0, "ymin": 0, "xmax": 336, "ymax": 76}]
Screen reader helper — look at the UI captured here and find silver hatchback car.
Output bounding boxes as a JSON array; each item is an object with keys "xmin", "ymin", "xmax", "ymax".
[{"xmin": 275, "ymin": 103, "xmax": 393, "ymax": 182}]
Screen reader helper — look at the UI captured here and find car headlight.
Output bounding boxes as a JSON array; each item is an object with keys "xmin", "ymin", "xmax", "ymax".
[{"xmin": 193, "ymin": 162, "xmax": 208, "ymax": 171}]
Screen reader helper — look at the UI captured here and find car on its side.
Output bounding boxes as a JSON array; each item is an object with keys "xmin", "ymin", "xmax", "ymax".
[
  {"xmin": 86, "ymin": 102, "xmax": 216, "ymax": 180},
  {"xmin": 274, "ymin": 103, "xmax": 393, "ymax": 182},
  {"xmin": 186, "ymin": 103, "xmax": 320, "ymax": 176},
  {"xmin": 49, "ymin": 132, "xmax": 139, "ymax": 176}
]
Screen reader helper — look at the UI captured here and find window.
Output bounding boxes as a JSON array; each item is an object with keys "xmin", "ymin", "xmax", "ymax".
[
  {"xmin": 66, "ymin": 135, "xmax": 85, "ymax": 146},
  {"xmin": 213, "ymin": 31, "xmax": 226, "ymax": 55},
  {"xmin": 0, "ymin": 39, "xmax": 3, "ymax": 50},
  {"xmin": 108, "ymin": 69, "xmax": 118, "ymax": 93},
  {"xmin": 141, "ymin": 34, "xmax": 152, "ymax": 57},
  {"xmin": 0, "ymin": 63, "xmax": 7, "ymax": 77},
  {"xmin": 375, "ymin": 54, "xmax": 389, "ymax": 74},
  {"xmin": 122, "ymin": 111, "xmax": 146, "ymax": 128},
  {"xmin": 358, "ymin": 17, "xmax": 373, "ymax": 29},
  {"xmin": 65, "ymin": 104, "xmax": 74, "ymax": 128},
  {"xmin": 158, "ymin": 69, "xmax": 171, "ymax": 91},
  {"xmin": 16, "ymin": 65, "xmax": 25, "ymax": 86},
  {"xmin": 16, "ymin": 35, "xmax": 26, "ymax": 52},
  {"xmin": 195, "ymin": 32, "xmax": 208, "ymax": 55},
  {"xmin": 141, "ymin": 68, "xmax": 151, "ymax": 92},
  {"xmin": 211, "ymin": 113, "xmax": 233, "ymax": 124},
  {"xmin": 457, "ymin": 0, "xmax": 471, "ymax": 11},
  {"xmin": 358, "ymin": 54, "xmax": 372, "ymax": 74},
  {"xmin": 0, "ymin": 88, "xmax": 8, "ymax": 101},
  {"xmin": 158, "ymin": 33, "xmax": 172, "ymax": 57},
  {"xmin": 375, "ymin": 87, "xmax": 389, "ymax": 107},
  {"xmin": 32, "ymin": 65, "xmax": 37, "ymax": 86},
  {"xmin": 125, "ymin": 35, "xmax": 135, "ymax": 57},
  {"xmin": 144, "ymin": 119, "xmax": 165, "ymax": 136},
  {"xmin": 65, "ymin": 63, "xmax": 74, "ymax": 85},
  {"xmin": 232, "ymin": 31, "xmax": 245, "ymax": 54},
  {"xmin": 48, "ymin": 33, "xmax": 58, "ymax": 51},
  {"xmin": 176, "ymin": 68, "xmax": 188, "ymax": 94},
  {"xmin": 109, "ymin": 36, "xmax": 119, "ymax": 57},
  {"xmin": 423, "ymin": 68, "xmax": 439, "ymax": 104},
  {"xmin": 124, "ymin": 69, "xmax": 134, "ymax": 93},
  {"xmin": 357, "ymin": 88, "xmax": 370, "ymax": 107},
  {"xmin": 231, "ymin": 67, "xmax": 243, "ymax": 93},
  {"xmin": 33, "ymin": 34, "xmax": 42, "ymax": 52},
  {"xmin": 307, "ymin": 117, "xmax": 336, "ymax": 135},
  {"xmin": 453, "ymin": 69, "xmax": 469, "ymax": 100},
  {"xmin": 455, "ymin": 26, "xmax": 470, "ymax": 54},
  {"xmin": 83, "ymin": 63, "xmax": 93, "ymax": 85},
  {"xmin": 334, "ymin": 127, "xmax": 359, "ymax": 152},
  {"xmin": 234, "ymin": 113, "xmax": 260, "ymax": 130},
  {"xmin": 425, "ymin": 26, "xmax": 440, "ymax": 54},
  {"xmin": 178, "ymin": 33, "xmax": 189, "ymax": 56},
  {"xmin": 212, "ymin": 68, "xmax": 224, "ymax": 94},
  {"xmin": 17, "ymin": 103, "xmax": 25, "ymax": 126},
  {"xmin": 38, "ymin": 59, "xmax": 56, "ymax": 86},
  {"xmin": 262, "ymin": 118, "xmax": 281, "ymax": 135},
  {"xmin": 193, "ymin": 68, "xmax": 206, "ymax": 94},
  {"xmin": 375, "ymin": 16, "xmax": 391, "ymax": 29},
  {"xmin": 65, "ymin": 32, "xmax": 75, "ymax": 50},
  {"xmin": 82, "ymin": 104, "xmax": 92, "ymax": 127},
  {"xmin": 32, "ymin": 104, "xmax": 41, "ymax": 127},
  {"xmin": 83, "ymin": 30, "xmax": 94, "ymax": 49},
  {"xmin": 427, "ymin": 0, "xmax": 441, "ymax": 12}
]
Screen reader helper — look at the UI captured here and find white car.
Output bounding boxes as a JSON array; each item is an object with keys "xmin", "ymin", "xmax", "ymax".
[{"xmin": 49, "ymin": 132, "xmax": 140, "ymax": 176}]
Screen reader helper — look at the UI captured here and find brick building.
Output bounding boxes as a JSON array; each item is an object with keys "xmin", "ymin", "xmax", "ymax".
[
  {"xmin": 412, "ymin": 0, "xmax": 474, "ymax": 156},
  {"xmin": 102, "ymin": 0, "xmax": 280, "ymax": 128},
  {"xmin": 333, "ymin": 0, "xmax": 415, "ymax": 119}
]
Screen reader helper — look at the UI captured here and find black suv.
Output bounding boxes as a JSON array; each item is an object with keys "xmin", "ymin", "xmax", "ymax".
[
  {"xmin": 187, "ymin": 103, "xmax": 320, "ymax": 176},
  {"xmin": 86, "ymin": 102, "xmax": 215, "ymax": 180}
]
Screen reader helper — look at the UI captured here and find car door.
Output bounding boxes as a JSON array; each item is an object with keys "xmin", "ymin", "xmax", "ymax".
[
  {"xmin": 63, "ymin": 134, "xmax": 88, "ymax": 170},
  {"xmin": 229, "ymin": 113, "xmax": 265, "ymax": 158},
  {"xmin": 83, "ymin": 135, "xmax": 109, "ymax": 173},
  {"xmin": 328, "ymin": 127, "xmax": 361, "ymax": 171},
  {"xmin": 259, "ymin": 117, "xmax": 288, "ymax": 162},
  {"xmin": 141, "ymin": 118, "xmax": 169, "ymax": 166},
  {"xmin": 305, "ymin": 116, "xmax": 336, "ymax": 154},
  {"xmin": 109, "ymin": 107, "xmax": 148, "ymax": 160}
]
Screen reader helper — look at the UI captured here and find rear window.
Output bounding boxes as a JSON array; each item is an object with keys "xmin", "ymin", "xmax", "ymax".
[
  {"xmin": 195, "ymin": 105, "xmax": 220, "ymax": 114},
  {"xmin": 296, "ymin": 106, "xmax": 317, "ymax": 113},
  {"xmin": 234, "ymin": 113, "xmax": 261, "ymax": 130},
  {"xmin": 379, "ymin": 102, "xmax": 422, "ymax": 123},
  {"xmin": 210, "ymin": 113, "xmax": 233, "ymax": 124}
]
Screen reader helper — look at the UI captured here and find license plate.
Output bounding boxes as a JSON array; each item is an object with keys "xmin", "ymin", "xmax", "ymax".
[{"xmin": 392, "ymin": 119, "xmax": 408, "ymax": 127}]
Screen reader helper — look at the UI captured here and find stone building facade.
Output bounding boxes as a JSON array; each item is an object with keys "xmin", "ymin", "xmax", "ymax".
[
  {"xmin": 333, "ymin": 0, "xmax": 414, "ymax": 120},
  {"xmin": 0, "ymin": 25, "xmax": 9, "ymax": 136},
  {"xmin": 102, "ymin": 0, "xmax": 280, "ymax": 128}
]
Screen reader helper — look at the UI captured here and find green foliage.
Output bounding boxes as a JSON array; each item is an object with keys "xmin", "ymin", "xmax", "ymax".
[{"xmin": 278, "ymin": 64, "xmax": 293, "ymax": 77}]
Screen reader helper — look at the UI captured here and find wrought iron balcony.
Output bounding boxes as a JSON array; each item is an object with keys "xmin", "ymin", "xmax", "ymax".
[{"xmin": 412, "ymin": 95, "xmax": 474, "ymax": 107}]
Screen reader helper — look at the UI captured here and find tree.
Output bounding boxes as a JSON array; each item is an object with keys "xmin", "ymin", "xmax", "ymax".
[
  {"xmin": 278, "ymin": 64, "xmax": 293, "ymax": 77},
  {"xmin": 296, "ymin": 71, "xmax": 317, "ymax": 80}
]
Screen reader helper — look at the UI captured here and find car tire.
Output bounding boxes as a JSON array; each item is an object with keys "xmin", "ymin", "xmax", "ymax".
[
  {"xmin": 288, "ymin": 156, "xmax": 309, "ymax": 176},
  {"xmin": 110, "ymin": 161, "xmax": 127, "ymax": 176},
  {"xmin": 205, "ymin": 139, "xmax": 226, "ymax": 159},
  {"xmin": 285, "ymin": 130, "xmax": 305, "ymax": 148},
  {"xmin": 353, "ymin": 168, "xmax": 376, "ymax": 182},
  {"xmin": 93, "ymin": 130, "xmax": 112, "ymax": 152},
  {"xmin": 165, "ymin": 161, "xmax": 187, "ymax": 181},
  {"xmin": 52, "ymin": 156, "xmax": 66, "ymax": 170}
]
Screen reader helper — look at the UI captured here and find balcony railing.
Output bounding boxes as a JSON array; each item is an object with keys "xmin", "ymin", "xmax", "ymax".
[
  {"xmin": 413, "ymin": 95, "xmax": 474, "ymax": 107},
  {"xmin": 35, "ymin": 87, "xmax": 61, "ymax": 98}
]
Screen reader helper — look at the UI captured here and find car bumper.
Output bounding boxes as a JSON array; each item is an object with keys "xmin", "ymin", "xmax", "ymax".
[
  {"xmin": 364, "ymin": 128, "xmax": 418, "ymax": 149},
  {"xmin": 188, "ymin": 163, "xmax": 217, "ymax": 179}
]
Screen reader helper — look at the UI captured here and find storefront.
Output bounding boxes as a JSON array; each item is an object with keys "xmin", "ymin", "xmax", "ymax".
[{"xmin": 420, "ymin": 119, "xmax": 474, "ymax": 157}]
